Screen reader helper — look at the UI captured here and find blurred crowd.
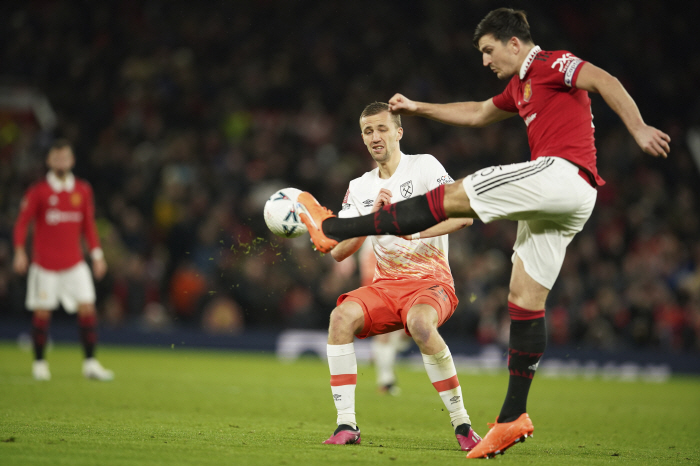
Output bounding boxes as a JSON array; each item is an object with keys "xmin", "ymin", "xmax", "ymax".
[{"xmin": 0, "ymin": 0, "xmax": 698, "ymax": 352}]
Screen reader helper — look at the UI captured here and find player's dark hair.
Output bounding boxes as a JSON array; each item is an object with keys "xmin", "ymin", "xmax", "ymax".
[
  {"xmin": 50, "ymin": 138, "xmax": 73, "ymax": 151},
  {"xmin": 360, "ymin": 102, "xmax": 401, "ymax": 129},
  {"xmin": 473, "ymin": 8, "xmax": 533, "ymax": 49}
]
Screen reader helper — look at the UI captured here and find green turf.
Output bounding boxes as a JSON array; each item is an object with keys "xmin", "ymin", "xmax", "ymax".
[{"xmin": 0, "ymin": 342, "xmax": 698, "ymax": 465}]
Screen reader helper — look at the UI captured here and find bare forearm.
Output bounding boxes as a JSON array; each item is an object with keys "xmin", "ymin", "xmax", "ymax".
[
  {"xmin": 414, "ymin": 218, "xmax": 472, "ymax": 240},
  {"xmin": 330, "ymin": 236, "xmax": 366, "ymax": 262},
  {"xmin": 415, "ymin": 101, "xmax": 487, "ymax": 127},
  {"xmin": 596, "ymin": 75, "xmax": 645, "ymax": 134}
]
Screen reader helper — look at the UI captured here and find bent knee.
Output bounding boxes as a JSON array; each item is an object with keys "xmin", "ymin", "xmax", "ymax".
[{"xmin": 329, "ymin": 302, "xmax": 364, "ymax": 332}]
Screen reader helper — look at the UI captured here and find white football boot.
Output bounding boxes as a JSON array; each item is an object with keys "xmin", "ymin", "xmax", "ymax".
[
  {"xmin": 32, "ymin": 360, "xmax": 51, "ymax": 381},
  {"xmin": 82, "ymin": 358, "xmax": 114, "ymax": 381}
]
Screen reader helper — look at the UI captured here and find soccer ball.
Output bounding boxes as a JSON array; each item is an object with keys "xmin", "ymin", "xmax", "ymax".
[{"xmin": 263, "ymin": 188, "xmax": 308, "ymax": 238}]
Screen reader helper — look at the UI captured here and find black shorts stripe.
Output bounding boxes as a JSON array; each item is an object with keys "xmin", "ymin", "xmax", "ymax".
[
  {"xmin": 473, "ymin": 158, "xmax": 552, "ymax": 190},
  {"xmin": 474, "ymin": 159, "xmax": 555, "ymax": 195}
]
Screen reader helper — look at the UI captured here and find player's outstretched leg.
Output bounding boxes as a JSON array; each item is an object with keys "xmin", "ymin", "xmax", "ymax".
[
  {"xmin": 295, "ymin": 192, "xmax": 338, "ymax": 253},
  {"xmin": 297, "ymin": 185, "xmax": 447, "ymax": 253},
  {"xmin": 466, "ymin": 414, "xmax": 534, "ymax": 459}
]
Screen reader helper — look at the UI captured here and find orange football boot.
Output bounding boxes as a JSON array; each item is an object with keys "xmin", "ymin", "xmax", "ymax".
[
  {"xmin": 296, "ymin": 192, "xmax": 338, "ymax": 253},
  {"xmin": 466, "ymin": 413, "xmax": 534, "ymax": 459}
]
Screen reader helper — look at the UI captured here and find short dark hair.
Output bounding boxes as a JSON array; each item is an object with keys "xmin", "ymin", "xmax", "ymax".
[
  {"xmin": 50, "ymin": 138, "xmax": 72, "ymax": 151},
  {"xmin": 359, "ymin": 102, "xmax": 401, "ymax": 129},
  {"xmin": 473, "ymin": 8, "xmax": 533, "ymax": 49}
]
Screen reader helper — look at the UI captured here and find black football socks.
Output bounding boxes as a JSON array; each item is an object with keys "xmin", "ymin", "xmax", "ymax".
[
  {"xmin": 498, "ymin": 303, "xmax": 547, "ymax": 423},
  {"xmin": 323, "ymin": 184, "xmax": 447, "ymax": 241}
]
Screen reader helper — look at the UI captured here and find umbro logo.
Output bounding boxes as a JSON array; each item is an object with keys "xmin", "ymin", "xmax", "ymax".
[
  {"xmin": 333, "ymin": 394, "xmax": 342, "ymax": 401},
  {"xmin": 362, "ymin": 199, "xmax": 374, "ymax": 207},
  {"xmin": 450, "ymin": 395, "xmax": 461, "ymax": 404}
]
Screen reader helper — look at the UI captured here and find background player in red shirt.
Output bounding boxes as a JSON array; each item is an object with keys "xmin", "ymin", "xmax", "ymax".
[
  {"xmin": 13, "ymin": 139, "xmax": 114, "ymax": 382},
  {"xmin": 296, "ymin": 7, "xmax": 671, "ymax": 458}
]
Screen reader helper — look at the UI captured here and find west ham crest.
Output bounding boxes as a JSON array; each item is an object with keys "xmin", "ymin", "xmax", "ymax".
[{"xmin": 400, "ymin": 180, "xmax": 413, "ymax": 198}]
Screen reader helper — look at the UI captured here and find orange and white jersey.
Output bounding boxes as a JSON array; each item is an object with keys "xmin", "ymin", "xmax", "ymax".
[{"xmin": 339, "ymin": 152, "xmax": 454, "ymax": 286}]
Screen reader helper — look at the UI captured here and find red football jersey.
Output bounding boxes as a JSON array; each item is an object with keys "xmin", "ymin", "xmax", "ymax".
[
  {"xmin": 492, "ymin": 46, "xmax": 605, "ymax": 186},
  {"xmin": 13, "ymin": 173, "xmax": 101, "ymax": 270}
]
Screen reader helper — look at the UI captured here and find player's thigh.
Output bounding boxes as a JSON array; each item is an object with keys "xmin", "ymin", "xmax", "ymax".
[
  {"xmin": 26, "ymin": 264, "xmax": 60, "ymax": 311},
  {"xmin": 338, "ymin": 284, "xmax": 405, "ymax": 338},
  {"xmin": 58, "ymin": 262, "xmax": 95, "ymax": 314},
  {"xmin": 462, "ymin": 157, "xmax": 594, "ymax": 223},
  {"xmin": 404, "ymin": 281, "xmax": 458, "ymax": 330}
]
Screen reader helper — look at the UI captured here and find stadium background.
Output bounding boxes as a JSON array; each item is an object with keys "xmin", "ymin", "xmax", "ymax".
[{"xmin": 0, "ymin": 1, "xmax": 698, "ymax": 365}]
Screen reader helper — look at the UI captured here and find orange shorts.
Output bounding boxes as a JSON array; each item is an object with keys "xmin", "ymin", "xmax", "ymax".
[{"xmin": 337, "ymin": 279, "xmax": 458, "ymax": 339}]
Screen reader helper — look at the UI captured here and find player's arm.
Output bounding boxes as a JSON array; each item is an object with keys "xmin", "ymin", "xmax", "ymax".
[
  {"xmin": 575, "ymin": 63, "xmax": 671, "ymax": 157},
  {"xmin": 12, "ymin": 189, "xmax": 38, "ymax": 275},
  {"xmin": 82, "ymin": 183, "xmax": 107, "ymax": 280},
  {"xmin": 330, "ymin": 237, "xmax": 367, "ymax": 262},
  {"xmin": 401, "ymin": 218, "xmax": 472, "ymax": 240},
  {"xmin": 388, "ymin": 94, "xmax": 515, "ymax": 128}
]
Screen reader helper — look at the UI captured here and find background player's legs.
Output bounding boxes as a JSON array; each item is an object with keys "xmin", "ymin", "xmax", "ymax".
[
  {"xmin": 77, "ymin": 303, "xmax": 114, "ymax": 381},
  {"xmin": 77, "ymin": 304, "xmax": 98, "ymax": 359},
  {"xmin": 372, "ymin": 331, "xmax": 409, "ymax": 395},
  {"xmin": 31, "ymin": 309, "xmax": 51, "ymax": 380},
  {"xmin": 499, "ymin": 255, "xmax": 548, "ymax": 422},
  {"xmin": 324, "ymin": 301, "xmax": 364, "ymax": 442}
]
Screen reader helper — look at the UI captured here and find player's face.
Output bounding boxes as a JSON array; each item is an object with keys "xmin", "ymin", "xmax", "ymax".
[
  {"xmin": 46, "ymin": 147, "xmax": 75, "ymax": 177},
  {"xmin": 478, "ymin": 34, "xmax": 519, "ymax": 80},
  {"xmin": 360, "ymin": 111, "xmax": 403, "ymax": 164}
]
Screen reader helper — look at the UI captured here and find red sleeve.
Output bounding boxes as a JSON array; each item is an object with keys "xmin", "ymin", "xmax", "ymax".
[
  {"xmin": 81, "ymin": 183, "xmax": 101, "ymax": 251},
  {"xmin": 491, "ymin": 76, "xmax": 519, "ymax": 113},
  {"xmin": 13, "ymin": 187, "xmax": 38, "ymax": 248},
  {"xmin": 548, "ymin": 51, "xmax": 586, "ymax": 88}
]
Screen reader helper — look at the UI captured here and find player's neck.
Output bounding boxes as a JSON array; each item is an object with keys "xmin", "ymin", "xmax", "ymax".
[
  {"xmin": 51, "ymin": 170, "xmax": 71, "ymax": 181},
  {"xmin": 377, "ymin": 150, "xmax": 401, "ymax": 179}
]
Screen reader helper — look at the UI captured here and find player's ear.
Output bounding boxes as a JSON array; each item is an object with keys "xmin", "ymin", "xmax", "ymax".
[{"xmin": 397, "ymin": 127, "xmax": 403, "ymax": 141}]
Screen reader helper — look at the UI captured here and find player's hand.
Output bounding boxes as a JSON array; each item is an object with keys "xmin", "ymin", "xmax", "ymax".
[
  {"xmin": 92, "ymin": 257, "xmax": 107, "ymax": 280},
  {"xmin": 13, "ymin": 249, "xmax": 28, "ymax": 275},
  {"xmin": 634, "ymin": 125, "xmax": 671, "ymax": 158},
  {"xmin": 371, "ymin": 188, "xmax": 393, "ymax": 212},
  {"xmin": 388, "ymin": 94, "xmax": 418, "ymax": 115}
]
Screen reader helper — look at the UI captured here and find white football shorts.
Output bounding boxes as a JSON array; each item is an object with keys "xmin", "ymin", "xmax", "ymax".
[
  {"xmin": 26, "ymin": 261, "xmax": 96, "ymax": 313},
  {"xmin": 462, "ymin": 157, "xmax": 597, "ymax": 289}
]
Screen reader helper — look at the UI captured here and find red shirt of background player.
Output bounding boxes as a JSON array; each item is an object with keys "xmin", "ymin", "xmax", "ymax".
[{"xmin": 13, "ymin": 172, "xmax": 101, "ymax": 271}]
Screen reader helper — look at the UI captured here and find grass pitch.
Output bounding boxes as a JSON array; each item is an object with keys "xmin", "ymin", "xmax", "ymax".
[{"xmin": 0, "ymin": 343, "xmax": 698, "ymax": 465}]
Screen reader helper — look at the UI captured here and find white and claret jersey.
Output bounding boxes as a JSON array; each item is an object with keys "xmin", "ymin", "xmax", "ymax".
[{"xmin": 339, "ymin": 152, "xmax": 455, "ymax": 286}]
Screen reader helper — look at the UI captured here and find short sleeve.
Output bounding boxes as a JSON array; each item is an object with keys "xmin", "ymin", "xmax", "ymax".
[
  {"xmin": 492, "ymin": 76, "xmax": 519, "ymax": 113},
  {"xmin": 338, "ymin": 187, "xmax": 360, "ymax": 219},
  {"xmin": 548, "ymin": 51, "xmax": 586, "ymax": 88},
  {"xmin": 420, "ymin": 155, "xmax": 454, "ymax": 191}
]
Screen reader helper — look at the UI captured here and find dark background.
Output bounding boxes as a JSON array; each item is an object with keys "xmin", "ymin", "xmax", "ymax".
[{"xmin": 1, "ymin": 0, "xmax": 698, "ymax": 355}]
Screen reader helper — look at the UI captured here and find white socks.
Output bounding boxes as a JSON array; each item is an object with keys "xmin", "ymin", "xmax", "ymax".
[
  {"xmin": 422, "ymin": 346, "xmax": 471, "ymax": 428},
  {"xmin": 327, "ymin": 343, "xmax": 357, "ymax": 428},
  {"xmin": 372, "ymin": 338, "xmax": 397, "ymax": 387}
]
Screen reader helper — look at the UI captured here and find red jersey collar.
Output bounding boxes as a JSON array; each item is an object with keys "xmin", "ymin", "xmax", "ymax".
[
  {"xmin": 519, "ymin": 45, "xmax": 542, "ymax": 80},
  {"xmin": 47, "ymin": 171, "xmax": 75, "ymax": 192}
]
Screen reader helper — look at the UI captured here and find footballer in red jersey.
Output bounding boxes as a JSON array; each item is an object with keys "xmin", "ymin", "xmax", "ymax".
[
  {"xmin": 294, "ymin": 7, "xmax": 670, "ymax": 458},
  {"xmin": 13, "ymin": 139, "xmax": 114, "ymax": 382}
]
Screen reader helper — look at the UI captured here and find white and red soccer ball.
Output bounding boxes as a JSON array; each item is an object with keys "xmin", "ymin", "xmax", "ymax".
[{"xmin": 263, "ymin": 188, "xmax": 308, "ymax": 238}]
